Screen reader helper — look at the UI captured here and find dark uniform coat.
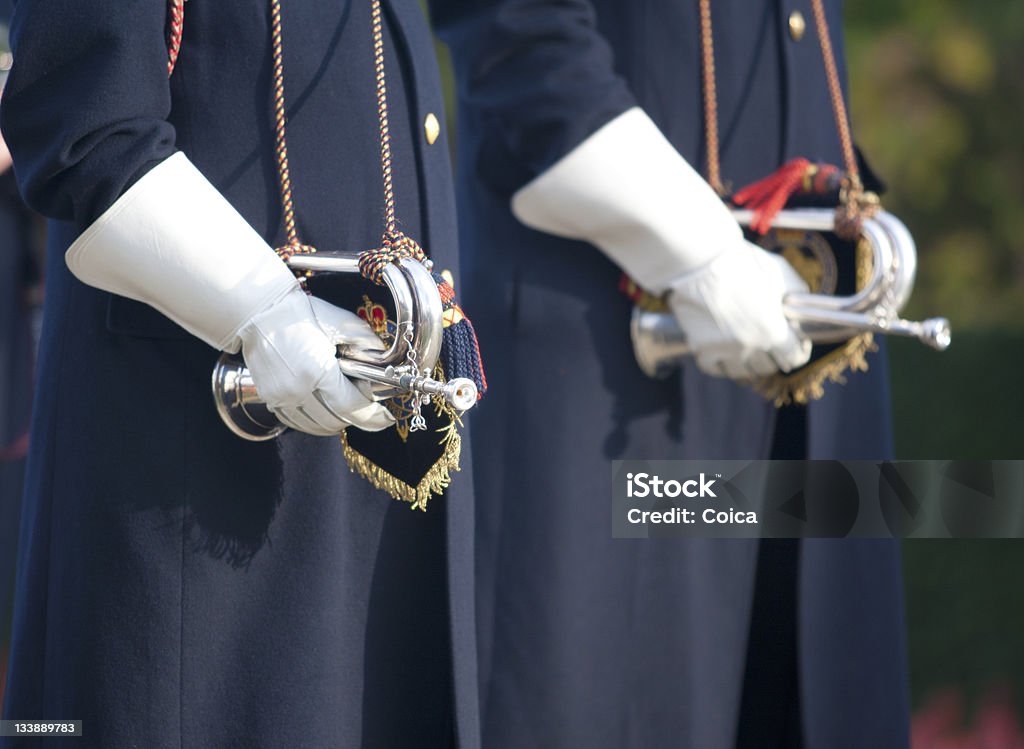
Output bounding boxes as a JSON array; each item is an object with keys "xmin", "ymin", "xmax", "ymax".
[
  {"xmin": 0, "ymin": 166, "xmax": 34, "ymax": 664},
  {"xmin": 0, "ymin": 0, "xmax": 36, "ymax": 678},
  {"xmin": 0, "ymin": 167, "xmax": 36, "ymax": 662},
  {"xmin": 1, "ymin": 1, "xmax": 478, "ymax": 747},
  {"xmin": 434, "ymin": 1, "xmax": 909, "ymax": 747}
]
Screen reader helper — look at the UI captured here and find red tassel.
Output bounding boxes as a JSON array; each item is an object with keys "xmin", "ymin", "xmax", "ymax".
[
  {"xmin": 732, "ymin": 158, "xmax": 812, "ymax": 235},
  {"xmin": 618, "ymin": 274, "xmax": 643, "ymax": 304}
]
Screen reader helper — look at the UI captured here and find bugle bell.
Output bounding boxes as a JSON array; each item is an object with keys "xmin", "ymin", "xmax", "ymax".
[
  {"xmin": 631, "ymin": 209, "xmax": 951, "ymax": 379},
  {"xmin": 212, "ymin": 252, "xmax": 478, "ymax": 441}
]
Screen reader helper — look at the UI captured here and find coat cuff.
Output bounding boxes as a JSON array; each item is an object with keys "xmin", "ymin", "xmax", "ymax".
[
  {"xmin": 65, "ymin": 152, "xmax": 298, "ymax": 352},
  {"xmin": 511, "ymin": 107, "xmax": 742, "ymax": 294}
]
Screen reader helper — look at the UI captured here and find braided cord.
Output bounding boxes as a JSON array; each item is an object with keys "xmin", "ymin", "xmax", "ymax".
[
  {"xmin": 371, "ymin": 0, "xmax": 397, "ymax": 237},
  {"xmin": 166, "ymin": 0, "xmax": 423, "ymax": 273},
  {"xmin": 271, "ymin": 0, "xmax": 297, "ymax": 247},
  {"xmin": 166, "ymin": 0, "xmax": 185, "ymax": 77},
  {"xmin": 166, "ymin": 0, "xmax": 305, "ymax": 252},
  {"xmin": 358, "ymin": 0, "xmax": 428, "ymax": 285},
  {"xmin": 700, "ymin": 0, "xmax": 865, "ymax": 197},
  {"xmin": 269, "ymin": 0, "xmax": 319, "ymax": 264},
  {"xmin": 809, "ymin": 0, "xmax": 859, "ymax": 186},
  {"xmin": 698, "ymin": 0, "xmax": 724, "ymax": 195}
]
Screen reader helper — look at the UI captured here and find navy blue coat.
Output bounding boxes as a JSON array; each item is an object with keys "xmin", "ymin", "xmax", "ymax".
[
  {"xmin": 0, "ymin": 168, "xmax": 35, "ymax": 651},
  {"xmin": 1, "ymin": 1, "xmax": 478, "ymax": 747},
  {"xmin": 435, "ymin": 1, "xmax": 908, "ymax": 747},
  {"xmin": 0, "ymin": 0, "xmax": 35, "ymax": 675}
]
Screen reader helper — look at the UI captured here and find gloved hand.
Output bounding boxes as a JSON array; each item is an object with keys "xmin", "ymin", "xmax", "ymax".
[
  {"xmin": 65, "ymin": 152, "xmax": 393, "ymax": 435},
  {"xmin": 239, "ymin": 291, "xmax": 394, "ymax": 434},
  {"xmin": 511, "ymin": 107, "xmax": 811, "ymax": 379},
  {"xmin": 669, "ymin": 240, "xmax": 811, "ymax": 378}
]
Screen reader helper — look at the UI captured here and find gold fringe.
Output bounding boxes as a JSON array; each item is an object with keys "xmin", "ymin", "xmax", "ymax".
[
  {"xmin": 340, "ymin": 427, "xmax": 461, "ymax": 511},
  {"xmin": 339, "ymin": 363, "xmax": 464, "ymax": 511},
  {"xmin": 637, "ymin": 294, "xmax": 670, "ymax": 313},
  {"xmin": 754, "ymin": 233, "xmax": 877, "ymax": 406},
  {"xmin": 754, "ymin": 333, "xmax": 877, "ymax": 406}
]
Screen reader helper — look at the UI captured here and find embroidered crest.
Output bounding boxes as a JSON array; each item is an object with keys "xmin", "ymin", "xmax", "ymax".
[
  {"xmin": 357, "ymin": 295, "xmax": 398, "ymax": 341},
  {"xmin": 759, "ymin": 228, "xmax": 838, "ymax": 295}
]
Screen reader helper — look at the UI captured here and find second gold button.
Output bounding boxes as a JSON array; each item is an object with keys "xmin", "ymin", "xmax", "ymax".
[
  {"xmin": 789, "ymin": 11, "xmax": 806, "ymax": 42},
  {"xmin": 424, "ymin": 113, "xmax": 441, "ymax": 145}
]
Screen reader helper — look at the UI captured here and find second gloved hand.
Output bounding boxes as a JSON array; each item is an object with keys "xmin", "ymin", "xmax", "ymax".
[
  {"xmin": 238, "ymin": 289, "xmax": 395, "ymax": 435},
  {"xmin": 511, "ymin": 108, "xmax": 813, "ymax": 381},
  {"xmin": 668, "ymin": 239, "xmax": 812, "ymax": 379}
]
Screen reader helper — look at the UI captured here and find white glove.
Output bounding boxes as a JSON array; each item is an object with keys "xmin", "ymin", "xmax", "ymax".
[
  {"xmin": 670, "ymin": 241, "xmax": 811, "ymax": 378},
  {"xmin": 239, "ymin": 291, "xmax": 394, "ymax": 434},
  {"xmin": 511, "ymin": 107, "xmax": 811, "ymax": 379},
  {"xmin": 65, "ymin": 152, "xmax": 393, "ymax": 435}
]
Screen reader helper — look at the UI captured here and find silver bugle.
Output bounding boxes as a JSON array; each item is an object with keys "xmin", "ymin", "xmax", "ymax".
[
  {"xmin": 212, "ymin": 252, "xmax": 476, "ymax": 441},
  {"xmin": 630, "ymin": 209, "xmax": 952, "ymax": 379}
]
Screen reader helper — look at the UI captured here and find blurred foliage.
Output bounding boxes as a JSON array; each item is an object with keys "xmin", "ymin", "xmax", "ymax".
[
  {"xmin": 889, "ymin": 333, "xmax": 1024, "ymax": 460},
  {"xmin": 904, "ymin": 540, "xmax": 1024, "ymax": 716},
  {"xmin": 853, "ymin": 2, "xmax": 1024, "ymax": 708},
  {"xmin": 845, "ymin": 2, "xmax": 1024, "ymax": 330},
  {"xmin": 841, "ymin": 5, "xmax": 1024, "ymax": 712},
  {"xmin": 892, "ymin": 333, "xmax": 1024, "ymax": 715}
]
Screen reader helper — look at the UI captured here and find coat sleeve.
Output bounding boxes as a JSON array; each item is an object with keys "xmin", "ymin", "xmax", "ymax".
[
  {"xmin": 430, "ymin": 0, "xmax": 637, "ymax": 195},
  {"xmin": 0, "ymin": 0, "xmax": 176, "ymax": 229}
]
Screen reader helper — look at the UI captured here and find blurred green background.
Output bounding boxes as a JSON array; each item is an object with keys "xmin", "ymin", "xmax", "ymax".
[{"xmin": 845, "ymin": 1, "xmax": 1024, "ymax": 724}]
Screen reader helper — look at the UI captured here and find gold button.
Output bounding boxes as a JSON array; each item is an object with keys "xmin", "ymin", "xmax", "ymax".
[
  {"xmin": 788, "ymin": 11, "xmax": 806, "ymax": 41},
  {"xmin": 424, "ymin": 113, "xmax": 441, "ymax": 145}
]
